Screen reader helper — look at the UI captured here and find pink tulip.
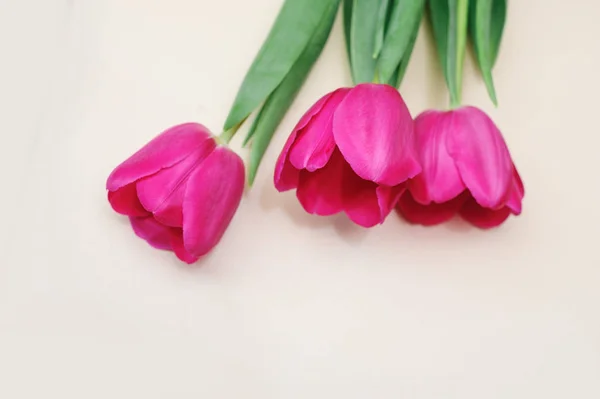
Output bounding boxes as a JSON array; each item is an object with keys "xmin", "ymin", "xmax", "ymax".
[
  {"xmin": 397, "ymin": 106, "xmax": 524, "ymax": 228},
  {"xmin": 274, "ymin": 83, "xmax": 421, "ymax": 227},
  {"xmin": 106, "ymin": 123, "xmax": 245, "ymax": 263}
]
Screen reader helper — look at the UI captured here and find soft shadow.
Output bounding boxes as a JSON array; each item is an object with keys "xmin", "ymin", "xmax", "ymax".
[
  {"xmin": 442, "ymin": 216, "xmax": 473, "ymax": 233},
  {"xmin": 113, "ymin": 214, "xmax": 132, "ymax": 228},
  {"xmin": 259, "ymin": 178, "xmax": 371, "ymax": 245},
  {"xmin": 262, "ymin": 183, "xmax": 375, "ymax": 245},
  {"xmin": 333, "ymin": 216, "xmax": 369, "ymax": 245}
]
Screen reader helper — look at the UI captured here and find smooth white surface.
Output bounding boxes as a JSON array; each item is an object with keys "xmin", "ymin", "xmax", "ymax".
[{"xmin": 1, "ymin": 0, "xmax": 599, "ymax": 397}]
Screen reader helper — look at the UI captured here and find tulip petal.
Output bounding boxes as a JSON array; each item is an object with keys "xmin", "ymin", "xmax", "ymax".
[
  {"xmin": 183, "ymin": 147, "xmax": 245, "ymax": 257},
  {"xmin": 274, "ymin": 91, "xmax": 335, "ymax": 191},
  {"xmin": 106, "ymin": 123, "xmax": 213, "ymax": 192},
  {"xmin": 108, "ymin": 183, "xmax": 149, "ymax": 217},
  {"xmin": 376, "ymin": 185, "xmax": 406, "ymax": 221},
  {"xmin": 459, "ymin": 196, "xmax": 511, "ymax": 229},
  {"xmin": 397, "ymin": 192, "xmax": 467, "ymax": 226},
  {"xmin": 170, "ymin": 232, "xmax": 200, "ymax": 264},
  {"xmin": 288, "ymin": 89, "xmax": 350, "ymax": 172},
  {"xmin": 296, "ymin": 149, "xmax": 345, "ymax": 216},
  {"xmin": 447, "ymin": 107, "xmax": 513, "ymax": 209},
  {"xmin": 333, "ymin": 83, "xmax": 421, "ymax": 186},
  {"xmin": 505, "ymin": 165, "xmax": 524, "ymax": 215},
  {"xmin": 136, "ymin": 140, "xmax": 216, "ymax": 227},
  {"xmin": 129, "ymin": 216, "xmax": 174, "ymax": 250},
  {"xmin": 341, "ymin": 164, "xmax": 382, "ymax": 228},
  {"xmin": 409, "ymin": 110, "xmax": 466, "ymax": 204},
  {"xmin": 152, "ymin": 186, "xmax": 186, "ymax": 228}
]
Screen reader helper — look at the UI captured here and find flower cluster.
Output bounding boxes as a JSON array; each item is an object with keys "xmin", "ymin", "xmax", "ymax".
[
  {"xmin": 275, "ymin": 84, "xmax": 524, "ymax": 229},
  {"xmin": 105, "ymin": 0, "xmax": 524, "ymax": 264},
  {"xmin": 106, "ymin": 124, "xmax": 244, "ymax": 263}
]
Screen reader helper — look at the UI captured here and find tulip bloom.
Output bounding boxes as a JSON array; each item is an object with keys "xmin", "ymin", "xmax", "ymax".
[
  {"xmin": 274, "ymin": 83, "xmax": 421, "ymax": 227},
  {"xmin": 397, "ymin": 106, "xmax": 524, "ymax": 228},
  {"xmin": 106, "ymin": 123, "xmax": 245, "ymax": 263}
]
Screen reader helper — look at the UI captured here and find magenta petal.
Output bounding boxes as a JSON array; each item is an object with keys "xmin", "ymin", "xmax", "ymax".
[
  {"xmin": 459, "ymin": 196, "xmax": 511, "ymax": 229},
  {"xmin": 136, "ymin": 140, "xmax": 216, "ymax": 227},
  {"xmin": 397, "ymin": 192, "xmax": 466, "ymax": 226},
  {"xmin": 171, "ymin": 232, "xmax": 200, "ymax": 264},
  {"xmin": 333, "ymin": 83, "xmax": 421, "ymax": 186},
  {"xmin": 273, "ymin": 156, "xmax": 300, "ymax": 192},
  {"xmin": 106, "ymin": 123, "xmax": 213, "ymax": 192},
  {"xmin": 376, "ymin": 184, "xmax": 406, "ymax": 221},
  {"xmin": 182, "ymin": 147, "xmax": 245, "ymax": 257},
  {"xmin": 291, "ymin": 90, "xmax": 337, "ymax": 136},
  {"xmin": 274, "ymin": 91, "xmax": 337, "ymax": 192},
  {"xmin": 341, "ymin": 164, "xmax": 382, "ymax": 228},
  {"xmin": 129, "ymin": 216, "xmax": 173, "ymax": 250},
  {"xmin": 505, "ymin": 166, "xmax": 525, "ymax": 215},
  {"xmin": 152, "ymin": 185, "xmax": 186, "ymax": 227},
  {"xmin": 288, "ymin": 89, "xmax": 350, "ymax": 172},
  {"xmin": 447, "ymin": 107, "xmax": 513, "ymax": 210},
  {"xmin": 409, "ymin": 110, "xmax": 466, "ymax": 204},
  {"xmin": 108, "ymin": 183, "xmax": 149, "ymax": 217},
  {"xmin": 296, "ymin": 149, "xmax": 345, "ymax": 216}
]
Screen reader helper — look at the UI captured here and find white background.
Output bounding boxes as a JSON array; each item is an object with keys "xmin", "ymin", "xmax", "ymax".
[{"xmin": 1, "ymin": 0, "xmax": 599, "ymax": 397}]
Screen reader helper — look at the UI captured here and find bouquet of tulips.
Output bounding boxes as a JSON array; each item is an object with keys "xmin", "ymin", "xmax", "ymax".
[{"xmin": 106, "ymin": 0, "xmax": 524, "ymax": 264}]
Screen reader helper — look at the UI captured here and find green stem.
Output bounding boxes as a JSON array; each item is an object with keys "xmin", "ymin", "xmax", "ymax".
[
  {"xmin": 372, "ymin": 71, "xmax": 381, "ymax": 84},
  {"xmin": 218, "ymin": 118, "xmax": 245, "ymax": 144},
  {"xmin": 450, "ymin": 95, "xmax": 461, "ymax": 109},
  {"xmin": 455, "ymin": 0, "xmax": 469, "ymax": 106},
  {"xmin": 445, "ymin": 0, "xmax": 469, "ymax": 109}
]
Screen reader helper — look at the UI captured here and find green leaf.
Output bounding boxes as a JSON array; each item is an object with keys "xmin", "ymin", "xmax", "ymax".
[
  {"xmin": 245, "ymin": 2, "xmax": 339, "ymax": 185},
  {"xmin": 387, "ymin": 64, "xmax": 401, "ymax": 88},
  {"xmin": 428, "ymin": 0, "xmax": 450, "ymax": 85},
  {"xmin": 343, "ymin": 0, "xmax": 354, "ymax": 63},
  {"xmin": 469, "ymin": 0, "xmax": 506, "ymax": 105},
  {"xmin": 489, "ymin": 0, "xmax": 506, "ymax": 66},
  {"xmin": 349, "ymin": 0, "xmax": 386, "ymax": 84},
  {"xmin": 223, "ymin": 0, "xmax": 339, "ymax": 131},
  {"xmin": 373, "ymin": 0, "xmax": 392, "ymax": 59},
  {"xmin": 428, "ymin": 0, "xmax": 469, "ymax": 107},
  {"xmin": 427, "ymin": 0, "xmax": 450, "ymax": 84},
  {"xmin": 453, "ymin": 0, "xmax": 469, "ymax": 105},
  {"xmin": 375, "ymin": 0, "xmax": 425, "ymax": 84},
  {"xmin": 388, "ymin": 14, "xmax": 423, "ymax": 88}
]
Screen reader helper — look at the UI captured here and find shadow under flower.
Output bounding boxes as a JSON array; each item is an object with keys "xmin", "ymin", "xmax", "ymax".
[
  {"xmin": 259, "ymin": 181, "xmax": 368, "ymax": 245},
  {"xmin": 442, "ymin": 217, "xmax": 474, "ymax": 233}
]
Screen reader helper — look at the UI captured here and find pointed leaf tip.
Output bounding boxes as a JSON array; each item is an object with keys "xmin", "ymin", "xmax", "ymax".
[
  {"xmin": 469, "ymin": 0, "xmax": 506, "ymax": 105},
  {"xmin": 428, "ymin": 0, "xmax": 469, "ymax": 107},
  {"xmin": 224, "ymin": 0, "xmax": 341, "ymax": 131}
]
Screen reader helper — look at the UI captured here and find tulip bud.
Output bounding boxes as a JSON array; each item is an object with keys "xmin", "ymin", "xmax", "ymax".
[
  {"xmin": 397, "ymin": 106, "xmax": 524, "ymax": 228},
  {"xmin": 106, "ymin": 123, "xmax": 245, "ymax": 263},
  {"xmin": 274, "ymin": 83, "xmax": 421, "ymax": 227}
]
